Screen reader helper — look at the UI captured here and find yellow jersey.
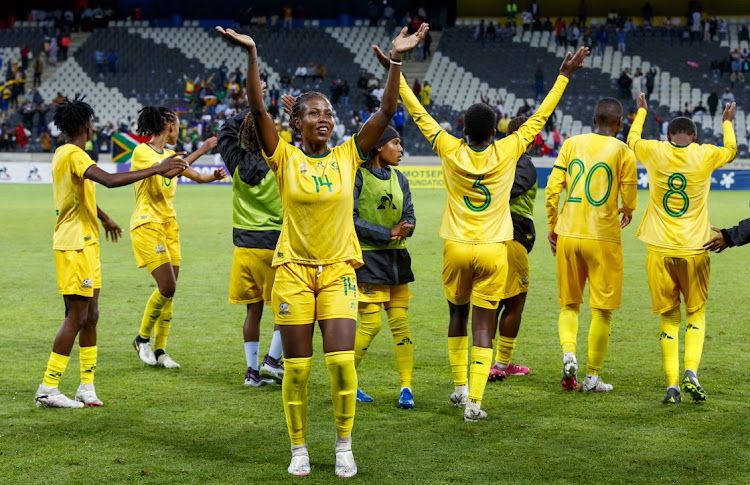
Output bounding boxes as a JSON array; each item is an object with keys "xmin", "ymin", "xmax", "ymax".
[
  {"xmin": 263, "ymin": 136, "xmax": 365, "ymax": 267},
  {"xmin": 628, "ymin": 108, "xmax": 737, "ymax": 251},
  {"xmin": 129, "ymin": 143, "xmax": 177, "ymax": 231},
  {"xmin": 399, "ymin": 73, "xmax": 569, "ymax": 243},
  {"xmin": 52, "ymin": 144, "xmax": 98, "ymax": 250},
  {"xmin": 546, "ymin": 133, "xmax": 637, "ymax": 243}
]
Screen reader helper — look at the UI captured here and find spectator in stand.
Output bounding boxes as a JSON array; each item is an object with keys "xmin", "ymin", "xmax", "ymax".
[
  {"xmin": 412, "ymin": 78, "xmax": 421, "ymax": 98},
  {"xmin": 681, "ymin": 102, "xmax": 692, "ymax": 118},
  {"xmin": 340, "ymin": 80, "xmax": 350, "ymax": 106},
  {"xmin": 393, "ymin": 103, "xmax": 405, "ymax": 137},
  {"xmin": 33, "ymin": 56, "xmax": 43, "ymax": 88},
  {"xmin": 283, "ymin": 6, "xmax": 293, "ymax": 30},
  {"xmin": 61, "ymin": 33, "xmax": 70, "ymax": 61},
  {"xmin": 631, "ymin": 67, "xmax": 643, "ymax": 100},
  {"xmin": 475, "ymin": 19, "xmax": 485, "ymax": 49},
  {"xmin": 707, "ymin": 87, "xmax": 719, "ymax": 116},
  {"xmin": 48, "ymin": 37, "xmax": 58, "ymax": 65},
  {"xmin": 596, "ymin": 26, "xmax": 608, "ymax": 56},
  {"xmin": 0, "ymin": 47, "xmax": 4, "ymax": 73},
  {"xmin": 534, "ymin": 65, "xmax": 544, "ymax": 99},
  {"xmin": 664, "ymin": 17, "xmax": 674, "ymax": 44},
  {"xmin": 566, "ymin": 22, "xmax": 580, "ymax": 48},
  {"xmin": 367, "ymin": 74, "xmax": 379, "ymax": 92},
  {"xmin": 21, "ymin": 44, "xmax": 30, "ymax": 71},
  {"xmin": 557, "ymin": 21, "xmax": 568, "ymax": 48},
  {"xmin": 439, "ymin": 117, "xmax": 452, "ymax": 133},
  {"xmin": 14, "ymin": 122, "xmax": 29, "ymax": 149},
  {"xmin": 521, "ymin": 10, "xmax": 532, "ymax": 32},
  {"xmin": 543, "ymin": 17, "xmax": 553, "ymax": 31},
  {"xmin": 0, "ymin": 82, "xmax": 10, "ymax": 121},
  {"xmin": 38, "ymin": 130, "xmax": 52, "ymax": 152},
  {"xmin": 721, "ymin": 87, "xmax": 735, "ymax": 106},
  {"xmin": 496, "ymin": 114, "xmax": 510, "ymax": 138},
  {"xmin": 420, "ymin": 81, "xmax": 431, "ymax": 107},
  {"xmin": 642, "ymin": 2, "xmax": 653, "ymax": 28},
  {"xmin": 618, "ymin": 67, "xmax": 632, "ymax": 99},
  {"xmin": 294, "ymin": 63, "xmax": 307, "ymax": 81},
  {"xmin": 314, "ymin": 63, "xmax": 326, "ymax": 80},
  {"xmin": 94, "ymin": 47, "xmax": 105, "ymax": 78},
  {"xmin": 740, "ymin": 24, "xmax": 749, "ymax": 42},
  {"xmin": 108, "ymin": 51, "xmax": 118, "ymax": 76},
  {"xmin": 507, "ymin": 1, "xmax": 518, "ymax": 25},
  {"xmin": 691, "ymin": 8, "xmax": 701, "ymax": 44},
  {"xmin": 552, "ymin": 124, "xmax": 562, "ymax": 150},
  {"xmin": 645, "ymin": 67, "xmax": 656, "ymax": 100},
  {"xmin": 616, "ymin": 28, "xmax": 626, "ymax": 53}
]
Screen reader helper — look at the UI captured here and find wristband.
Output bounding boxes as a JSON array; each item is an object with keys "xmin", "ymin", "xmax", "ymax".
[{"xmin": 390, "ymin": 58, "xmax": 402, "ymax": 66}]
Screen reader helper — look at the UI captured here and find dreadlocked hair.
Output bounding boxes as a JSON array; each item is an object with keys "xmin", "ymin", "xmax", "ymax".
[
  {"xmin": 238, "ymin": 111, "xmax": 261, "ymax": 156},
  {"xmin": 53, "ymin": 95, "xmax": 94, "ymax": 138},
  {"xmin": 137, "ymin": 106, "xmax": 176, "ymax": 137},
  {"xmin": 289, "ymin": 91, "xmax": 329, "ymax": 136}
]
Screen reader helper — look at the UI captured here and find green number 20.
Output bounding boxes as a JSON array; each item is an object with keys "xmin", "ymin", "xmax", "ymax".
[
  {"xmin": 464, "ymin": 175, "xmax": 491, "ymax": 212},
  {"xmin": 566, "ymin": 159, "xmax": 613, "ymax": 207}
]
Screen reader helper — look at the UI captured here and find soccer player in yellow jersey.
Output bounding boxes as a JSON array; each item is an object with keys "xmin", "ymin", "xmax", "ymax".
[
  {"xmin": 546, "ymin": 98, "xmax": 638, "ymax": 393},
  {"xmin": 628, "ymin": 93, "xmax": 737, "ymax": 404},
  {"xmin": 130, "ymin": 106, "xmax": 225, "ymax": 369},
  {"xmin": 35, "ymin": 97, "xmax": 187, "ymax": 408},
  {"xmin": 217, "ymin": 23, "xmax": 428, "ymax": 477},
  {"xmin": 374, "ymin": 44, "xmax": 589, "ymax": 421}
]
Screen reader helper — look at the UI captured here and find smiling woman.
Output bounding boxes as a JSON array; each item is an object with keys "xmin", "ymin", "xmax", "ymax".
[{"xmin": 216, "ymin": 22, "xmax": 428, "ymax": 479}]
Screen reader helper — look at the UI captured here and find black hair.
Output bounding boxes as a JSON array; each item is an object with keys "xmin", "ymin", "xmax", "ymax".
[
  {"xmin": 464, "ymin": 102, "xmax": 496, "ymax": 142},
  {"xmin": 593, "ymin": 98, "xmax": 623, "ymax": 128},
  {"xmin": 668, "ymin": 117, "xmax": 697, "ymax": 136},
  {"xmin": 137, "ymin": 106, "xmax": 176, "ymax": 137},
  {"xmin": 289, "ymin": 91, "xmax": 329, "ymax": 136},
  {"xmin": 238, "ymin": 110, "xmax": 261, "ymax": 156},
  {"xmin": 507, "ymin": 116, "xmax": 528, "ymax": 136},
  {"xmin": 52, "ymin": 95, "xmax": 94, "ymax": 138}
]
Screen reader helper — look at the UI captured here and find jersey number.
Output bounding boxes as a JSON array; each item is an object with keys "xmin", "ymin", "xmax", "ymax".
[
  {"xmin": 464, "ymin": 175, "xmax": 491, "ymax": 212},
  {"xmin": 663, "ymin": 173, "xmax": 689, "ymax": 217},
  {"xmin": 162, "ymin": 176, "xmax": 172, "ymax": 186},
  {"xmin": 313, "ymin": 175, "xmax": 333, "ymax": 193},
  {"xmin": 566, "ymin": 159, "xmax": 613, "ymax": 207}
]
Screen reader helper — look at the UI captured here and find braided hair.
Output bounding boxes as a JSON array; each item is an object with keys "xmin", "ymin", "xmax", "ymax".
[
  {"xmin": 52, "ymin": 95, "xmax": 94, "ymax": 138},
  {"xmin": 238, "ymin": 111, "xmax": 261, "ymax": 157},
  {"xmin": 289, "ymin": 91, "xmax": 329, "ymax": 136},
  {"xmin": 136, "ymin": 106, "xmax": 176, "ymax": 137}
]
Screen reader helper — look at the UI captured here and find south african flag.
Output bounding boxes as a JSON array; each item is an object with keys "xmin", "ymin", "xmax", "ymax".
[{"xmin": 111, "ymin": 133, "xmax": 151, "ymax": 163}]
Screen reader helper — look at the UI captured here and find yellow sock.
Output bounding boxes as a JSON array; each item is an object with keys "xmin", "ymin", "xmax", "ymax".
[
  {"xmin": 495, "ymin": 336, "xmax": 516, "ymax": 365},
  {"xmin": 154, "ymin": 297, "xmax": 174, "ymax": 351},
  {"xmin": 586, "ymin": 309, "xmax": 612, "ymax": 376},
  {"xmin": 282, "ymin": 357, "xmax": 313, "ymax": 446},
  {"xmin": 42, "ymin": 352, "xmax": 70, "ymax": 387},
  {"xmin": 79, "ymin": 346, "xmax": 97, "ymax": 384},
  {"xmin": 139, "ymin": 289, "xmax": 170, "ymax": 339},
  {"xmin": 558, "ymin": 304, "xmax": 580, "ymax": 354},
  {"xmin": 685, "ymin": 305, "xmax": 706, "ymax": 373},
  {"xmin": 660, "ymin": 306, "xmax": 681, "ymax": 387},
  {"xmin": 448, "ymin": 336, "xmax": 468, "ymax": 386},
  {"xmin": 354, "ymin": 304, "xmax": 382, "ymax": 368},
  {"xmin": 468, "ymin": 346, "xmax": 493, "ymax": 405},
  {"xmin": 386, "ymin": 307, "xmax": 413, "ymax": 389},
  {"xmin": 325, "ymin": 351, "xmax": 357, "ymax": 439}
]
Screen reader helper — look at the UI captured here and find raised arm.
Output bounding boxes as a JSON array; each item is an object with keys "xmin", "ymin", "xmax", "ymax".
[
  {"xmin": 627, "ymin": 93, "xmax": 648, "ymax": 154},
  {"xmin": 716, "ymin": 102, "xmax": 738, "ymax": 168},
  {"xmin": 160, "ymin": 137, "xmax": 218, "ymax": 179},
  {"xmin": 84, "ymin": 155, "xmax": 187, "ymax": 189},
  {"xmin": 216, "ymin": 27, "xmax": 279, "ymax": 157},
  {"xmin": 358, "ymin": 24, "xmax": 429, "ymax": 154}
]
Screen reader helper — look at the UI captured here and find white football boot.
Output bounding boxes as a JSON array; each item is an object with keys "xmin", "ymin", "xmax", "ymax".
[
  {"xmin": 334, "ymin": 436, "xmax": 357, "ymax": 478},
  {"xmin": 156, "ymin": 353, "xmax": 181, "ymax": 369},
  {"xmin": 35, "ymin": 384, "xmax": 84, "ymax": 408},
  {"xmin": 75, "ymin": 383, "xmax": 103, "ymax": 406}
]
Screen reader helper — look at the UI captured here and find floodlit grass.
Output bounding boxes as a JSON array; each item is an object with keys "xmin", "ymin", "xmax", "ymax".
[{"xmin": 1, "ymin": 183, "xmax": 749, "ymax": 484}]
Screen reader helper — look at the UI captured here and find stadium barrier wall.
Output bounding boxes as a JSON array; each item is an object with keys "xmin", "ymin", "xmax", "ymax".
[{"xmin": 3, "ymin": 159, "xmax": 750, "ymax": 191}]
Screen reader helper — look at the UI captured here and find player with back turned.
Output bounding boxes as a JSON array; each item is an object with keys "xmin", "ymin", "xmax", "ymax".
[
  {"xmin": 374, "ymin": 43, "xmax": 589, "ymax": 421},
  {"xmin": 545, "ymin": 97, "xmax": 637, "ymax": 393},
  {"xmin": 35, "ymin": 97, "xmax": 187, "ymax": 408},
  {"xmin": 628, "ymin": 93, "xmax": 737, "ymax": 404}
]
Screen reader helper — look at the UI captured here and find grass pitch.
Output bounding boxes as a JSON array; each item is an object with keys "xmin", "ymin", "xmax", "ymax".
[{"xmin": 1, "ymin": 183, "xmax": 749, "ymax": 484}]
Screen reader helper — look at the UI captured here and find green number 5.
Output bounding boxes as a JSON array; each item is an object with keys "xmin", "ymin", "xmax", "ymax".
[{"xmin": 464, "ymin": 175, "xmax": 491, "ymax": 212}]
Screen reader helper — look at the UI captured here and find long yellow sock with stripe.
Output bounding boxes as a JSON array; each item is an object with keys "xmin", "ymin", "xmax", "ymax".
[
  {"xmin": 42, "ymin": 352, "xmax": 70, "ymax": 387},
  {"xmin": 586, "ymin": 309, "xmax": 612, "ymax": 376},
  {"xmin": 354, "ymin": 304, "xmax": 382, "ymax": 368},
  {"xmin": 558, "ymin": 304, "xmax": 580, "ymax": 354},
  {"xmin": 495, "ymin": 336, "xmax": 516, "ymax": 366},
  {"xmin": 282, "ymin": 357, "xmax": 313, "ymax": 446},
  {"xmin": 139, "ymin": 289, "xmax": 170, "ymax": 339},
  {"xmin": 468, "ymin": 346, "xmax": 493, "ymax": 405},
  {"xmin": 154, "ymin": 298, "xmax": 174, "ymax": 351},
  {"xmin": 386, "ymin": 307, "xmax": 413, "ymax": 389},
  {"xmin": 448, "ymin": 336, "xmax": 468, "ymax": 386},
  {"xmin": 660, "ymin": 306, "xmax": 681, "ymax": 387},
  {"xmin": 79, "ymin": 346, "xmax": 97, "ymax": 384},
  {"xmin": 685, "ymin": 305, "xmax": 706, "ymax": 374},
  {"xmin": 325, "ymin": 351, "xmax": 357, "ymax": 439}
]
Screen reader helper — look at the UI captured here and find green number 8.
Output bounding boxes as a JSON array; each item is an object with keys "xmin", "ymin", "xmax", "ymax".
[
  {"xmin": 662, "ymin": 173, "xmax": 689, "ymax": 217},
  {"xmin": 464, "ymin": 175, "xmax": 491, "ymax": 212}
]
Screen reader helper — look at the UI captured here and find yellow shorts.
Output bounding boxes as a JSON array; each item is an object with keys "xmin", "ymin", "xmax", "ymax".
[
  {"xmin": 646, "ymin": 249, "xmax": 710, "ymax": 315},
  {"xmin": 501, "ymin": 240, "xmax": 530, "ymax": 300},
  {"xmin": 442, "ymin": 240, "xmax": 507, "ymax": 310},
  {"xmin": 131, "ymin": 220, "xmax": 181, "ymax": 271},
  {"xmin": 229, "ymin": 247, "xmax": 276, "ymax": 305},
  {"xmin": 556, "ymin": 235, "xmax": 622, "ymax": 310},
  {"xmin": 271, "ymin": 261, "xmax": 359, "ymax": 324},
  {"xmin": 54, "ymin": 244, "xmax": 101, "ymax": 297},
  {"xmin": 357, "ymin": 283, "xmax": 412, "ymax": 308}
]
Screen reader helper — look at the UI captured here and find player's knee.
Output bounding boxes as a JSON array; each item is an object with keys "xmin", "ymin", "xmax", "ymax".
[
  {"xmin": 158, "ymin": 282, "xmax": 176, "ymax": 299},
  {"xmin": 85, "ymin": 307, "xmax": 99, "ymax": 327}
]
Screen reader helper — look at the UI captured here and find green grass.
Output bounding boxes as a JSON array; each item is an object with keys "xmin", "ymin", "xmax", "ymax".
[{"xmin": 1, "ymin": 184, "xmax": 750, "ymax": 484}]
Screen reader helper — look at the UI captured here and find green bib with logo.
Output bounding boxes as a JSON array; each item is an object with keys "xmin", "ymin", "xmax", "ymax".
[{"xmin": 358, "ymin": 168, "xmax": 406, "ymax": 251}]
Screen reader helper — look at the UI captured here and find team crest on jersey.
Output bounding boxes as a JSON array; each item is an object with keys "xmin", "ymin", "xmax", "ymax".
[
  {"xmin": 82, "ymin": 278, "xmax": 93, "ymax": 289},
  {"xmin": 317, "ymin": 161, "xmax": 325, "ymax": 169},
  {"xmin": 522, "ymin": 276, "xmax": 529, "ymax": 285},
  {"xmin": 300, "ymin": 163, "xmax": 307, "ymax": 174},
  {"xmin": 279, "ymin": 303, "xmax": 291, "ymax": 315},
  {"xmin": 332, "ymin": 161, "xmax": 339, "ymax": 172},
  {"xmin": 155, "ymin": 244, "xmax": 166, "ymax": 254}
]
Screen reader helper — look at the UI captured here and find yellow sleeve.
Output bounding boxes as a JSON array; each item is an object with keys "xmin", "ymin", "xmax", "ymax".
[
  {"xmin": 262, "ymin": 136, "xmax": 294, "ymax": 173},
  {"xmin": 131, "ymin": 145, "xmax": 154, "ymax": 170},
  {"xmin": 710, "ymin": 120, "xmax": 738, "ymax": 169},
  {"xmin": 627, "ymin": 108, "xmax": 647, "ymax": 160},
  {"xmin": 504, "ymin": 75, "xmax": 569, "ymax": 157},
  {"xmin": 71, "ymin": 150, "xmax": 96, "ymax": 178},
  {"xmin": 619, "ymin": 149, "xmax": 638, "ymax": 216},
  {"xmin": 398, "ymin": 74, "xmax": 458, "ymax": 156},
  {"xmin": 349, "ymin": 134, "xmax": 368, "ymax": 168},
  {"xmin": 545, "ymin": 141, "xmax": 570, "ymax": 231}
]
